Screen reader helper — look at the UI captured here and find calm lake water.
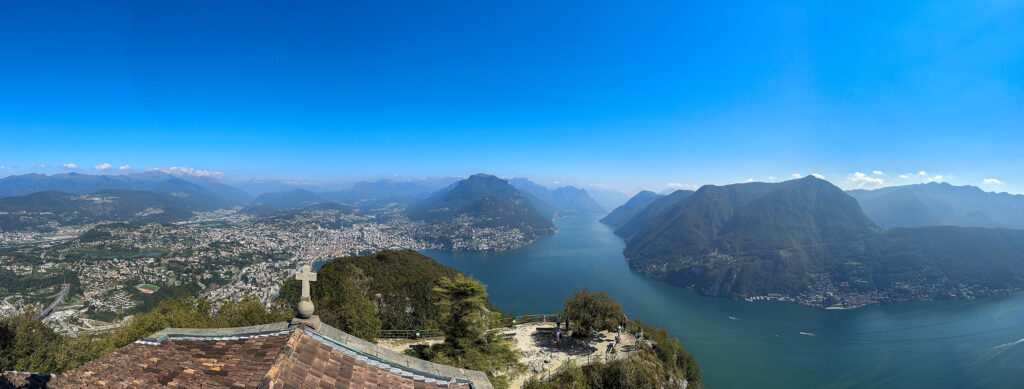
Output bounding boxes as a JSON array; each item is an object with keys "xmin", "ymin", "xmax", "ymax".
[{"xmin": 421, "ymin": 215, "xmax": 1024, "ymax": 388}]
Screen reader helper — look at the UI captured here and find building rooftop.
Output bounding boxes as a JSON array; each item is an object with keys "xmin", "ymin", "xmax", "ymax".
[{"xmin": 2, "ymin": 320, "xmax": 491, "ymax": 389}]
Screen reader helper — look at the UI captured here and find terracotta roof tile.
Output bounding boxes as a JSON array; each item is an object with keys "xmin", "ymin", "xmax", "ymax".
[
  {"xmin": 52, "ymin": 331, "xmax": 293, "ymax": 389},
  {"xmin": 0, "ymin": 372, "xmax": 52, "ymax": 389},
  {"xmin": 7, "ymin": 323, "xmax": 483, "ymax": 389},
  {"xmin": 262, "ymin": 331, "xmax": 470, "ymax": 389}
]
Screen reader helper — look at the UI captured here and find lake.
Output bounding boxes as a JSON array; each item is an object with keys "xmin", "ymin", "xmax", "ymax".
[{"xmin": 422, "ymin": 215, "xmax": 1024, "ymax": 388}]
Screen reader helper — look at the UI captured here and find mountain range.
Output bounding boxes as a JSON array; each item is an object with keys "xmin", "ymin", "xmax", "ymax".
[
  {"xmin": 612, "ymin": 176, "xmax": 1024, "ymax": 307},
  {"xmin": 405, "ymin": 175, "xmax": 552, "ymax": 232},
  {"xmin": 0, "ymin": 172, "xmax": 251, "ymax": 206},
  {"xmin": 508, "ymin": 178, "xmax": 604, "ymax": 218},
  {"xmin": 0, "ymin": 173, "xmax": 601, "ymax": 246},
  {"xmin": 407, "ymin": 173, "xmax": 556, "ymax": 239},
  {"xmin": 848, "ymin": 182, "xmax": 1024, "ymax": 230},
  {"xmin": 0, "ymin": 190, "xmax": 201, "ymax": 231}
]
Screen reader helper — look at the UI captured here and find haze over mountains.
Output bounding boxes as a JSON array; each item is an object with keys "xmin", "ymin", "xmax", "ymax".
[
  {"xmin": 0, "ymin": 172, "xmax": 252, "ymax": 205},
  {"xmin": 848, "ymin": 182, "xmax": 1024, "ymax": 230},
  {"xmin": 509, "ymin": 178, "xmax": 605, "ymax": 218}
]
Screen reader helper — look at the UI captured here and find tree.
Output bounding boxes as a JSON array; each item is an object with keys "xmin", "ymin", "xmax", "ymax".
[
  {"xmin": 562, "ymin": 289, "xmax": 624, "ymax": 337},
  {"xmin": 216, "ymin": 297, "xmax": 292, "ymax": 328},
  {"xmin": 405, "ymin": 274, "xmax": 523, "ymax": 389},
  {"xmin": 432, "ymin": 274, "xmax": 496, "ymax": 349},
  {"xmin": 279, "ymin": 263, "xmax": 382, "ymax": 340},
  {"xmin": 0, "ymin": 308, "xmax": 68, "ymax": 373}
]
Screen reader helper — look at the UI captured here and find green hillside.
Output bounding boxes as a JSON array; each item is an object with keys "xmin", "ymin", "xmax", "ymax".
[{"xmin": 624, "ymin": 177, "xmax": 1024, "ymax": 305}]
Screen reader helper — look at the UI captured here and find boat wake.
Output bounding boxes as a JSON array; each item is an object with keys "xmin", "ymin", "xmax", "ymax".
[
  {"xmin": 982, "ymin": 338, "xmax": 1024, "ymax": 357},
  {"xmin": 799, "ymin": 331, "xmax": 816, "ymax": 337}
]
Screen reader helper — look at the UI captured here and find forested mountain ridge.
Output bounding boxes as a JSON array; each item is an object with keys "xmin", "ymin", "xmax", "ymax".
[
  {"xmin": 600, "ymin": 190, "xmax": 662, "ymax": 229},
  {"xmin": 613, "ymin": 189, "xmax": 695, "ymax": 239},
  {"xmin": 408, "ymin": 174, "xmax": 555, "ymax": 242},
  {"xmin": 623, "ymin": 177, "xmax": 1024, "ymax": 308}
]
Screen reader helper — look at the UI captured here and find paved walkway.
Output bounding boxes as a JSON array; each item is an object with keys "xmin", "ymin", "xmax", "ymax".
[{"xmin": 375, "ymin": 321, "xmax": 641, "ymax": 389}]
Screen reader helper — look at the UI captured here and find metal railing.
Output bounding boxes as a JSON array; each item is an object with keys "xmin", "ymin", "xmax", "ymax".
[
  {"xmin": 378, "ymin": 329, "xmax": 444, "ymax": 339},
  {"xmin": 491, "ymin": 313, "xmax": 558, "ymax": 328},
  {"xmin": 377, "ymin": 313, "xmax": 559, "ymax": 339}
]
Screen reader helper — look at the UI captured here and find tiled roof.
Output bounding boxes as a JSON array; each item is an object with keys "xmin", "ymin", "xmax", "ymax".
[
  {"xmin": 0, "ymin": 372, "xmax": 51, "ymax": 389},
  {"xmin": 261, "ymin": 331, "xmax": 469, "ymax": 389},
  {"xmin": 2, "ymin": 321, "xmax": 488, "ymax": 389},
  {"xmin": 52, "ymin": 330, "xmax": 293, "ymax": 388}
]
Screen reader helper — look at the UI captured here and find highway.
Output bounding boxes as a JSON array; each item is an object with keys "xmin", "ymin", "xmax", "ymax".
[{"xmin": 39, "ymin": 283, "xmax": 70, "ymax": 320}]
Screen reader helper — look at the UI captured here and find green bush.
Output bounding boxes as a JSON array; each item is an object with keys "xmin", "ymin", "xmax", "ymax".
[{"xmin": 562, "ymin": 289, "xmax": 624, "ymax": 337}]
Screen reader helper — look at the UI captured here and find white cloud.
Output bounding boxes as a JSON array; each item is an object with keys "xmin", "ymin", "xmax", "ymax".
[
  {"xmin": 848, "ymin": 171, "xmax": 884, "ymax": 188},
  {"xmin": 872, "ymin": 170, "xmax": 883, "ymax": 175},
  {"xmin": 119, "ymin": 165, "xmax": 132, "ymax": 171},
  {"xmin": 61, "ymin": 163, "xmax": 78, "ymax": 170},
  {"xmin": 918, "ymin": 170, "xmax": 927, "ymax": 176},
  {"xmin": 552, "ymin": 180, "xmax": 561, "ymax": 185},
  {"xmin": 811, "ymin": 173, "xmax": 824, "ymax": 179},
  {"xmin": 34, "ymin": 163, "xmax": 48, "ymax": 169},
  {"xmin": 983, "ymin": 178, "xmax": 1004, "ymax": 185},
  {"xmin": 768, "ymin": 176, "xmax": 776, "ymax": 181},
  {"xmin": 791, "ymin": 173, "xmax": 802, "ymax": 179},
  {"xmin": 147, "ymin": 166, "xmax": 224, "ymax": 179},
  {"xmin": 899, "ymin": 174, "xmax": 910, "ymax": 179},
  {"xmin": 93, "ymin": 163, "xmax": 112, "ymax": 171},
  {"xmin": 926, "ymin": 175, "xmax": 945, "ymax": 182},
  {"xmin": 744, "ymin": 178, "xmax": 755, "ymax": 183},
  {"xmin": 0, "ymin": 165, "xmax": 5, "ymax": 170}
]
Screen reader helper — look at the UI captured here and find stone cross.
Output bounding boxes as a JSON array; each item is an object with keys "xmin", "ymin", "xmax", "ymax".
[{"xmin": 295, "ymin": 265, "xmax": 317, "ymax": 319}]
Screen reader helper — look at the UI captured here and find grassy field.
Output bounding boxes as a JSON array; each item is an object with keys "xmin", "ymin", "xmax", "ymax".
[{"xmin": 135, "ymin": 284, "xmax": 161, "ymax": 294}]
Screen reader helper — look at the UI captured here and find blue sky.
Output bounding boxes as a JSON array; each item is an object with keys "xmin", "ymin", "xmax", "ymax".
[{"xmin": 1, "ymin": 1, "xmax": 1022, "ymax": 194}]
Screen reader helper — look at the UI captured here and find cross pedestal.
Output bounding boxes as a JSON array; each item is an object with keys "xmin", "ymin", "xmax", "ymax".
[{"xmin": 290, "ymin": 264, "xmax": 322, "ymax": 330}]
